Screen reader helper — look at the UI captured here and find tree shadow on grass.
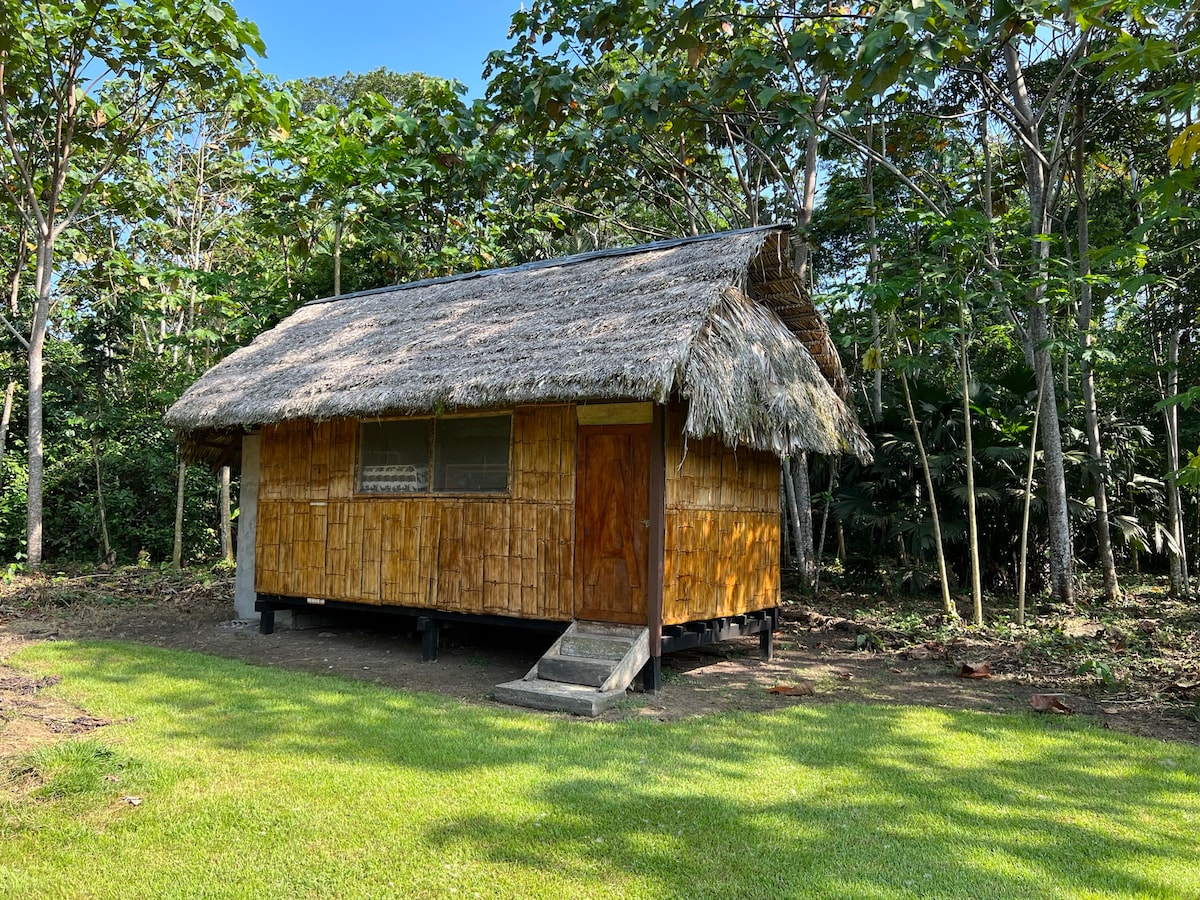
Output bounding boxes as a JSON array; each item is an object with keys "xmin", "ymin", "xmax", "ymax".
[{"xmin": 15, "ymin": 641, "xmax": 1200, "ymax": 898}]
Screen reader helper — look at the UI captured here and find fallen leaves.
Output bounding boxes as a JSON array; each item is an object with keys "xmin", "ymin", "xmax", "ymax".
[
  {"xmin": 1165, "ymin": 679, "xmax": 1200, "ymax": 697},
  {"xmin": 0, "ymin": 673, "xmax": 61, "ymax": 694},
  {"xmin": 901, "ymin": 640, "xmax": 947, "ymax": 661},
  {"xmin": 768, "ymin": 681, "xmax": 816, "ymax": 697},
  {"xmin": 957, "ymin": 662, "xmax": 992, "ymax": 679},
  {"xmin": 1030, "ymin": 694, "xmax": 1075, "ymax": 714}
]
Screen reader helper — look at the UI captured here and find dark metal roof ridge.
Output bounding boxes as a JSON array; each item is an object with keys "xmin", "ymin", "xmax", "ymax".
[{"xmin": 303, "ymin": 223, "xmax": 794, "ymax": 307}]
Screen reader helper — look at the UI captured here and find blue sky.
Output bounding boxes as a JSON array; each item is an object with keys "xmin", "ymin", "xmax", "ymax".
[{"xmin": 232, "ymin": 0, "xmax": 524, "ymax": 96}]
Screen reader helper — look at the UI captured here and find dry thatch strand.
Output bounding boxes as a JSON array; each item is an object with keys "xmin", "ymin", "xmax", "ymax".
[
  {"xmin": 167, "ymin": 225, "xmax": 870, "ymax": 466},
  {"xmin": 685, "ymin": 286, "xmax": 871, "ymax": 460}
]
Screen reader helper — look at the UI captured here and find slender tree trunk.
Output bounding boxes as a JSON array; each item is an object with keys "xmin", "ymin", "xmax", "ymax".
[
  {"xmin": 0, "ymin": 380, "xmax": 15, "ymax": 470},
  {"xmin": 1163, "ymin": 322, "xmax": 1191, "ymax": 598},
  {"xmin": 866, "ymin": 118, "xmax": 883, "ymax": 421},
  {"xmin": 794, "ymin": 452, "xmax": 815, "ymax": 589},
  {"xmin": 27, "ymin": 238, "xmax": 53, "ymax": 568},
  {"xmin": 1030, "ymin": 308, "xmax": 1075, "ymax": 605},
  {"xmin": 219, "ymin": 465, "xmax": 234, "ymax": 564},
  {"xmin": 899, "ymin": 370, "xmax": 955, "ymax": 616},
  {"xmin": 794, "ymin": 76, "xmax": 829, "ymax": 285},
  {"xmin": 780, "ymin": 482, "xmax": 793, "ymax": 568},
  {"xmin": 814, "ymin": 465, "xmax": 835, "ymax": 593},
  {"xmin": 959, "ymin": 305, "xmax": 983, "ymax": 624},
  {"xmin": 92, "ymin": 438, "xmax": 112, "ymax": 562},
  {"xmin": 172, "ymin": 460, "xmax": 187, "ymax": 569},
  {"xmin": 782, "ymin": 457, "xmax": 811, "ymax": 585},
  {"xmin": 1018, "ymin": 380, "xmax": 1045, "ymax": 626},
  {"xmin": 1004, "ymin": 43, "xmax": 1074, "ymax": 606},
  {"xmin": 333, "ymin": 215, "xmax": 344, "ymax": 297},
  {"xmin": 1073, "ymin": 120, "xmax": 1119, "ymax": 603}
]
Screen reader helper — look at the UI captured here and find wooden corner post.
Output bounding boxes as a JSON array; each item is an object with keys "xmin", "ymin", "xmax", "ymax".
[{"xmin": 646, "ymin": 403, "xmax": 666, "ymax": 687}]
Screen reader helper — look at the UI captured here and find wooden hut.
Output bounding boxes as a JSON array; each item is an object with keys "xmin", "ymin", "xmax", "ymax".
[{"xmin": 166, "ymin": 225, "xmax": 869, "ymax": 714}]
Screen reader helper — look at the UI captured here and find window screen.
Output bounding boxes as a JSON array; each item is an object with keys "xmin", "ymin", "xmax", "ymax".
[
  {"xmin": 358, "ymin": 420, "xmax": 431, "ymax": 493},
  {"xmin": 357, "ymin": 414, "xmax": 511, "ymax": 494},
  {"xmin": 433, "ymin": 415, "xmax": 511, "ymax": 493}
]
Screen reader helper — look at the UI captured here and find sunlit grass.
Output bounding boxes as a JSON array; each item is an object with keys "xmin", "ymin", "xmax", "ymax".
[{"xmin": 2, "ymin": 641, "xmax": 1198, "ymax": 899}]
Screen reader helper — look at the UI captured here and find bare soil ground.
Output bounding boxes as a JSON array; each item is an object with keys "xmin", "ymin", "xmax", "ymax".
[{"xmin": 1, "ymin": 569, "xmax": 1198, "ymax": 759}]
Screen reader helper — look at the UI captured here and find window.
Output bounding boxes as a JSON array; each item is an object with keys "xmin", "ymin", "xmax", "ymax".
[
  {"xmin": 357, "ymin": 414, "xmax": 511, "ymax": 494},
  {"xmin": 433, "ymin": 415, "xmax": 511, "ymax": 492},
  {"xmin": 358, "ymin": 420, "xmax": 431, "ymax": 493}
]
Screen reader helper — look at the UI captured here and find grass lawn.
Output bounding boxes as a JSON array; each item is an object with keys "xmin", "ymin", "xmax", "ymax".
[{"xmin": 2, "ymin": 642, "xmax": 1198, "ymax": 899}]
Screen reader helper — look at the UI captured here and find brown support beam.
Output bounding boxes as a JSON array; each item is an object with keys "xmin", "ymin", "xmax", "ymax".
[{"xmin": 647, "ymin": 404, "xmax": 666, "ymax": 658}]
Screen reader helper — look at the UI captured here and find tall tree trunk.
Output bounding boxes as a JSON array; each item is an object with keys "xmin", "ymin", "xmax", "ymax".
[
  {"xmin": 781, "ymin": 77, "xmax": 831, "ymax": 588},
  {"xmin": 959, "ymin": 304, "xmax": 983, "ymax": 624},
  {"xmin": 794, "ymin": 452, "xmax": 815, "ymax": 589},
  {"xmin": 1004, "ymin": 42, "xmax": 1074, "ymax": 606},
  {"xmin": 866, "ymin": 118, "xmax": 883, "ymax": 421},
  {"xmin": 794, "ymin": 76, "xmax": 829, "ymax": 285},
  {"xmin": 1073, "ymin": 119, "xmax": 1119, "ymax": 604},
  {"xmin": 219, "ymin": 465, "xmax": 234, "ymax": 564},
  {"xmin": 782, "ymin": 457, "xmax": 812, "ymax": 586},
  {"xmin": 1030, "ymin": 308, "xmax": 1075, "ymax": 606},
  {"xmin": 26, "ymin": 238, "xmax": 53, "ymax": 568},
  {"xmin": 172, "ymin": 460, "xmax": 187, "ymax": 569},
  {"xmin": 900, "ymin": 370, "xmax": 955, "ymax": 616}
]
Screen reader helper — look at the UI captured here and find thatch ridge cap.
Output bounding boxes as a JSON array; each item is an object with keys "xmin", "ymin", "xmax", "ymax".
[{"xmin": 305, "ymin": 223, "xmax": 793, "ymax": 307}]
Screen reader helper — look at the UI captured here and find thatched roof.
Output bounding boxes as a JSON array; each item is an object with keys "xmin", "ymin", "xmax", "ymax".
[{"xmin": 167, "ymin": 225, "xmax": 870, "ymax": 467}]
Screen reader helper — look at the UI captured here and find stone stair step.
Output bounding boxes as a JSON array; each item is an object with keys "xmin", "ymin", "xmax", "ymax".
[
  {"xmin": 493, "ymin": 679, "xmax": 627, "ymax": 716},
  {"xmin": 559, "ymin": 635, "xmax": 633, "ymax": 661},
  {"xmin": 537, "ymin": 654, "xmax": 615, "ymax": 687}
]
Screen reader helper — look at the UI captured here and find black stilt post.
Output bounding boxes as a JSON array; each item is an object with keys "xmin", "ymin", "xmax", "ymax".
[
  {"xmin": 258, "ymin": 601, "xmax": 275, "ymax": 635},
  {"xmin": 417, "ymin": 616, "xmax": 439, "ymax": 662},
  {"xmin": 760, "ymin": 609, "xmax": 776, "ymax": 660},
  {"xmin": 641, "ymin": 655, "xmax": 662, "ymax": 694}
]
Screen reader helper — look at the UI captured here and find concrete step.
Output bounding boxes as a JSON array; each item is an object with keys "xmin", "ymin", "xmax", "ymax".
[
  {"xmin": 559, "ymin": 634, "xmax": 633, "ymax": 661},
  {"xmin": 537, "ymin": 654, "xmax": 614, "ymax": 687},
  {"xmin": 493, "ymin": 621, "xmax": 651, "ymax": 716},
  {"xmin": 493, "ymin": 678, "xmax": 627, "ymax": 716}
]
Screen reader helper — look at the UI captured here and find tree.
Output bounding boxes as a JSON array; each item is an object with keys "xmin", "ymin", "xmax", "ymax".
[{"xmin": 0, "ymin": 0, "xmax": 265, "ymax": 567}]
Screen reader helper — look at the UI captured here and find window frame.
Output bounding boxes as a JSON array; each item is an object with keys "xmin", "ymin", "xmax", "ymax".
[{"xmin": 355, "ymin": 411, "xmax": 514, "ymax": 498}]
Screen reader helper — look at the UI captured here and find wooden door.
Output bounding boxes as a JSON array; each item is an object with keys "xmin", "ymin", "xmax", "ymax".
[{"xmin": 575, "ymin": 424, "xmax": 651, "ymax": 624}]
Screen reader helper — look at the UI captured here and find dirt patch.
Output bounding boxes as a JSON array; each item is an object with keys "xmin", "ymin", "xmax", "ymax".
[
  {"xmin": 0, "ymin": 632, "xmax": 112, "ymax": 760},
  {"xmin": 1, "ymin": 570, "xmax": 1197, "ymax": 750}
]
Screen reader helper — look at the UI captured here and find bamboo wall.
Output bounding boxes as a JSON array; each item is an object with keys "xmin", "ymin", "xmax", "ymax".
[
  {"xmin": 255, "ymin": 406, "xmax": 577, "ymax": 621},
  {"xmin": 662, "ymin": 407, "xmax": 781, "ymax": 625}
]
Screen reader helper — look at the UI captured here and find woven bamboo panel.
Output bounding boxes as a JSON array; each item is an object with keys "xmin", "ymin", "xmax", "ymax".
[
  {"xmin": 661, "ymin": 404, "xmax": 781, "ymax": 625},
  {"xmin": 254, "ymin": 405, "xmax": 576, "ymax": 621}
]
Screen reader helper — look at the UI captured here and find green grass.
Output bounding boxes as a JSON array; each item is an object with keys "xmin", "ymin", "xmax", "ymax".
[{"xmin": 3, "ymin": 642, "xmax": 1198, "ymax": 899}]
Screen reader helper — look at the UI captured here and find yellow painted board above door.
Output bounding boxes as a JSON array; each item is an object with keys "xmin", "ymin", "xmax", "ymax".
[{"xmin": 576, "ymin": 402, "xmax": 654, "ymax": 426}]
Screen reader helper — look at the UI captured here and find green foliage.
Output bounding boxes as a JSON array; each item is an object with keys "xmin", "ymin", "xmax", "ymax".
[{"xmin": 41, "ymin": 441, "xmax": 219, "ymax": 565}]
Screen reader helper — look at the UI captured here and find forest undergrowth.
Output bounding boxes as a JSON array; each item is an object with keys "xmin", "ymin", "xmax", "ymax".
[{"xmin": 785, "ymin": 572, "xmax": 1200, "ymax": 727}]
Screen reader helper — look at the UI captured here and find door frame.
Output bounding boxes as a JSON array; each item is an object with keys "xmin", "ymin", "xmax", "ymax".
[{"xmin": 572, "ymin": 404, "xmax": 665, "ymax": 636}]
